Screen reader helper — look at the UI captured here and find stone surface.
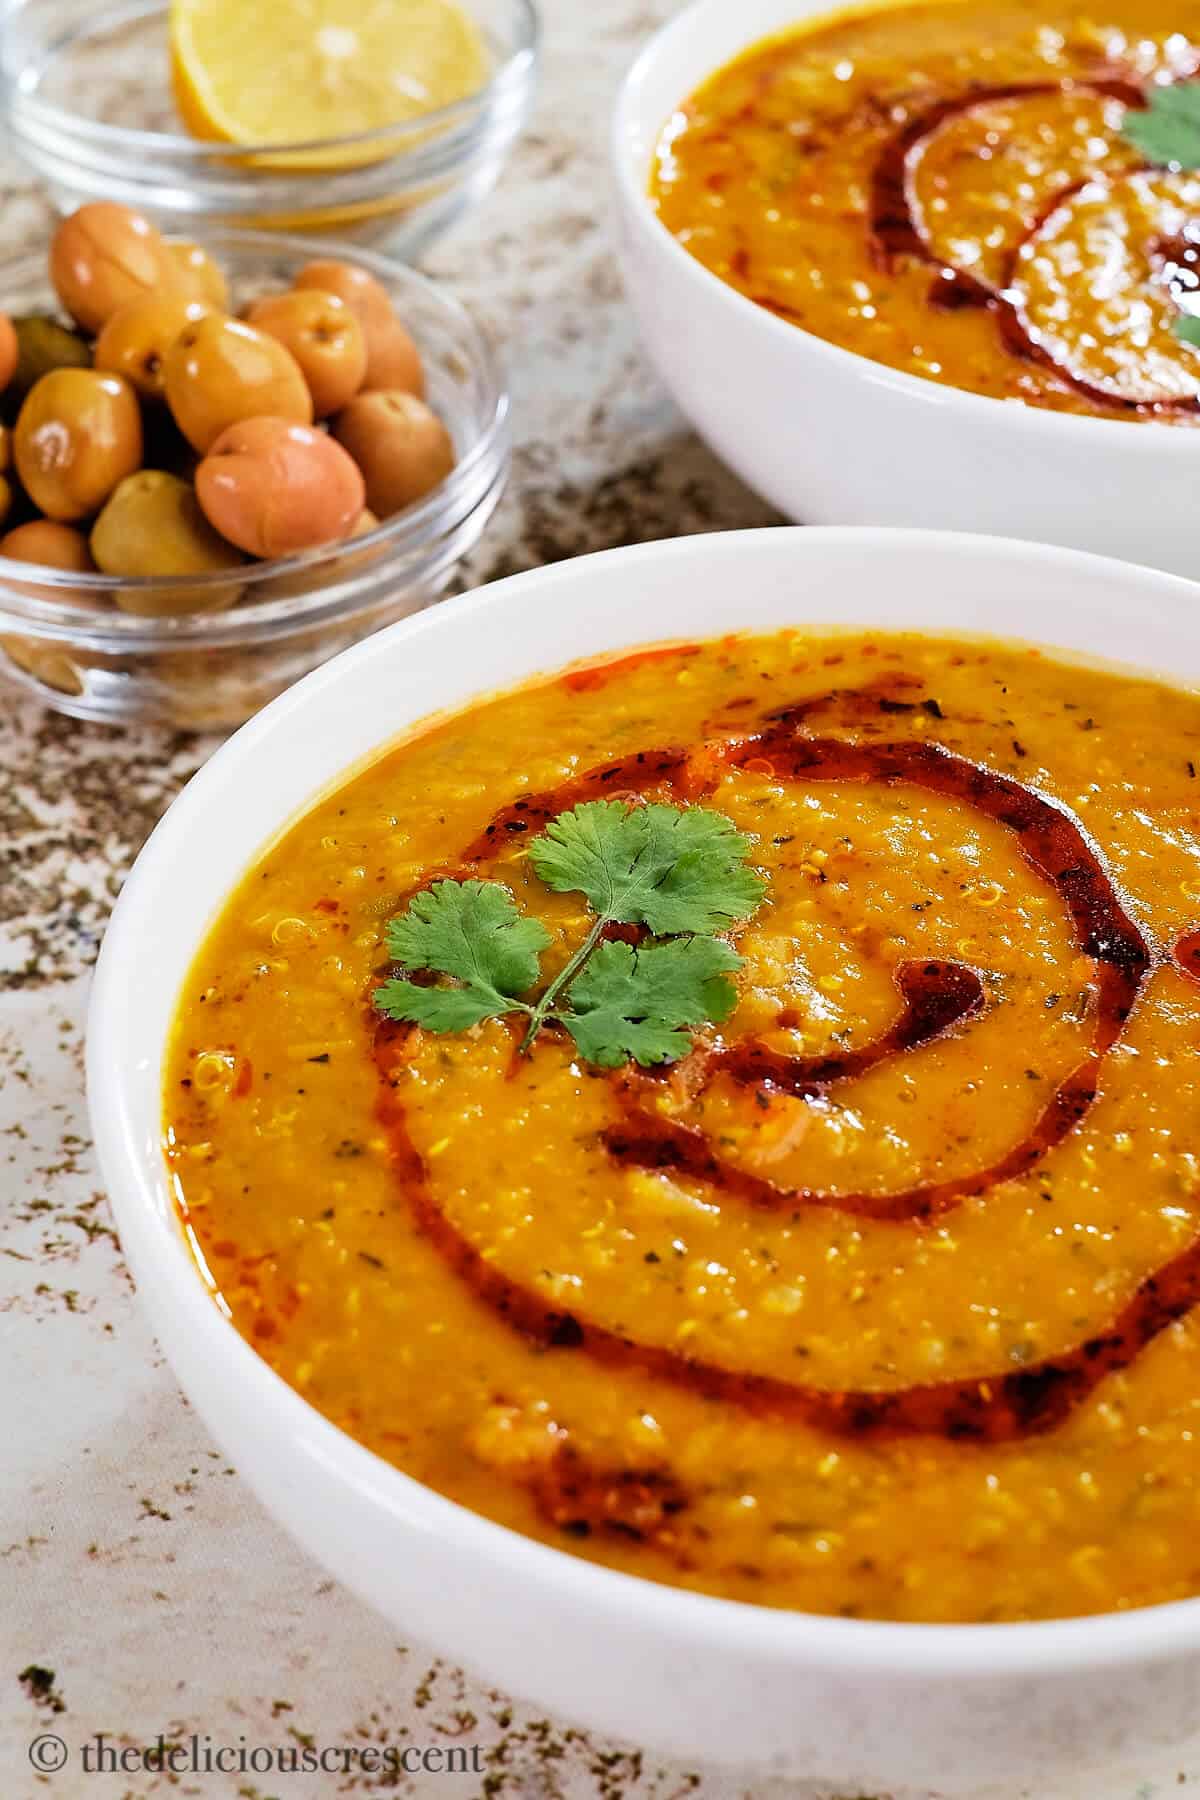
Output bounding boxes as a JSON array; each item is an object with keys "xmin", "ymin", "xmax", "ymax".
[{"xmin": 0, "ymin": 3, "xmax": 1196, "ymax": 1797}]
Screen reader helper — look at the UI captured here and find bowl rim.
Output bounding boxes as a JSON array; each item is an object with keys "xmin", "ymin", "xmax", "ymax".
[
  {"xmin": 1, "ymin": 0, "xmax": 541, "ymax": 161},
  {"xmin": 611, "ymin": 0, "xmax": 1200, "ymax": 452},
  {"xmin": 88, "ymin": 524, "xmax": 1200, "ymax": 1677},
  {"xmin": 0, "ymin": 225, "xmax": 510, "ymax": 643}
]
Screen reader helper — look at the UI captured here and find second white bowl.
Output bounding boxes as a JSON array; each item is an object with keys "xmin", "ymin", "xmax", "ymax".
[{"xmin": 611, "ymin": 0, "xmax": 1200, "ymax": 581}]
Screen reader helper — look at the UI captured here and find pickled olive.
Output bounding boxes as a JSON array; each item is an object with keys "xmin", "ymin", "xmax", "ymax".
[
  {"xmin": 0, "ymin": 314, "xmax": 16, "ymax": 395},
  {"xmin": 167, "ymin": 240, "xmax": 230, "ymax": 310},
  {"xmin": 0, "ymin": 518, "xmax": 104, "ymax": 694},
  {"xmin": 292, "ymin": 258, "xmax": 424, "ymax": 396},
  {"xmin": 196, "ymin": 417, "xmax": 365, "ymax": 557},
  {"xmin": 0, "ymin": 519, "xmax": 98, "ymax": 598},
  {"xmin": 332, "ymin": 390, "xmax": 454, "ymax": 516},
  {"xmin": 9, "ymin": 316, "xmax": 92, "ymax": 407},
  {"xmin": 14, "ymin": 369, "xmax": 143, "ymax": 522},
  {"xmin": 252, "ymin": 505, "xmax": 382, "ymax": 601},
  {"xmin": 0, "ymin": 474, "xmax": 11, "ymax": 530},
  {"xmin": 243, "ymin": 290, "xmax": 367, "ymax": 417},
  {"xmin": 91, "ymin": 469, "xmax": 244, "ymax": 616},
  {"xmin": 95, "ymin": 293, "xmax": 213, "ymax": 402},
  {"xmin": 0, "ymin": 424, "xmax": 9, "ymax": 473},
  {"xmin": 49, "ymin": 202, "xmax": 180, "ymax": 335},
  {"xmin": 164, "ymin": 315, "xmax": 313, "ymax": 453}
]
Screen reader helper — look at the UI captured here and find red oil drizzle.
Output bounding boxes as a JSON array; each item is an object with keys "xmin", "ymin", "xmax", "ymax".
[
  {"xmin": 866, "ymin": 76, "xmax": 1200, "ymax": 416},
  {"xmin": 371, "ymin": 688, "xmax": 1200, "ymax": 1447}
]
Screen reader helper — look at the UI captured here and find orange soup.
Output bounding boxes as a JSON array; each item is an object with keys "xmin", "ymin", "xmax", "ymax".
[
  {"xmin": 165, "ymin": 631, "xmax": 1200, "ymax": 1623},
  {"xmin": 651, "ymin": 2, "xmax": 1200, "ymax": 418}
]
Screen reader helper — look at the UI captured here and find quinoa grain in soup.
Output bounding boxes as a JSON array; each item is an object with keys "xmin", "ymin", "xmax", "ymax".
[
  {"xmin": 166, "ymin": 632, "xmax": 1200, "ymax": 1623},
  {"xmin": 651, "ymin": 3, "xmax": 1200, "ymax": 417}
]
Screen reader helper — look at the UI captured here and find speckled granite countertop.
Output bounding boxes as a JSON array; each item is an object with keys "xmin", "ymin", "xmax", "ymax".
[{"xmin": 2, "ymin": 4, "xmax": 1198, "ymax": 1797}]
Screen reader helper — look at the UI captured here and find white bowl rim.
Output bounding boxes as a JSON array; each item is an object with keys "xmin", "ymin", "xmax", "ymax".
[
  {"xmin": 88, "ymin": 525, "xmax": 1200, "ymax": 1682},
  {"xmin": 611, "ymin": 0, "xmax": 1200, "ymax": 452}
]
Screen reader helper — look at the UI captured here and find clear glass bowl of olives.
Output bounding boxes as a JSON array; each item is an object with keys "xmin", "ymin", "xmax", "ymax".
[
  {"xmin": 1, "ymin": 0, "xmax": 539, "ymax": 255},
  {"xmin": 0, "ymin": 214, "xmax": 509, "ymax": 728}
]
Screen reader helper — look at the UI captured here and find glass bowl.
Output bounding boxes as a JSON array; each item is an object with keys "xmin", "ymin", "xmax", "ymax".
[
  {"xmin": 0, "ymin": 0, "xmax": 539, "ymax": 254},
  {"xmin": 0, "ymin": 227, "xmax": 510, "ymax": 728}
]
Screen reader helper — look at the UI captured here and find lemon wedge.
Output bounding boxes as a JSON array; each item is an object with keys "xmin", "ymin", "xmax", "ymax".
[{"xmin": 171, "ymin": 0, "xmax": 488, "ymax": 154}]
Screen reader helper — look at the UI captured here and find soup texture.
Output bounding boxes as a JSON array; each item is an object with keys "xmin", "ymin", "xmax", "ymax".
[
  {"xmin": 651, "ymin": 2, "xmax": 1200, "ymax": 418},
  {"xmin": 166, "ymin": 631, "xmax": 1200, "ymax": 1623}
]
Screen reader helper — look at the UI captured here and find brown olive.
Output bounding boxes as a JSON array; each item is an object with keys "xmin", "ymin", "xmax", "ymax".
[
  {"xmin": 1, "ymin": 519, "xmax": 97, "ymax": 594},
  {"xmin": 332, "ymin": 390, "xmax": 454, "ymax": 516},
  {"xmin": 167, "ymin": 240, "xmax": 230, "ymax": 310},
  {"xmin": 49, "ymin": 202, "xmax": 180, "ymax": 335},
  {"xmin": 95, "ymin": 292, "xmax": 214, "ymax": 401},
  {"xmin": 164, "ymin": 315, "xmax": 312, "ymax": 453},
  {"xmin": 252, "ymin": 506, "xmax": 381, "ymax": 601},
  {"xmin": 292, "ymin": 259, "xmax": 424, "ymax": 396},
  {"xmin": 0, "ymin": 519, "xmax": 104, "ymax": 693},
  {"xmin": 8, "ymin": 316, "xmax": 92, "ymax": 408},
  {"xmin": 0, "ymin": 474, "xmax": 11, "ymax": 531},
  {"xmin": 0, "ymin": 314, "xmax": 16, "ymax": 395},
  {"xmin": 91, "ymin": 470, "xmax": 244, "ymax": 615},
  {"xmin": 196, "ymin": 416, "xmax": 365, "ymax": 558},
  {"xmin": 0, "ymin": 423, "xmax": 9, "ymax": 473},
  {"xmin": 243, "ymin": 290, "xmax": 366, "ymax": 417},
  {"xmin": 14, "ymin": 369, "xmax": 143, "ymax": 522}
]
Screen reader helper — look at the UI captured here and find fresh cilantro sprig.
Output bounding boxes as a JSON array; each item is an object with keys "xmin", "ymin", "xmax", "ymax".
[
  {"xmin": 372, "ymin": 798, "xmax": 766, "ymax": 1068},
  {"xmin": 1122, "ymin": 81, "xmax": 1200, "ymax": 171},
  {"xmin": 1121, "ymin": 83, "xmax": 1200, "ymax": 347}
]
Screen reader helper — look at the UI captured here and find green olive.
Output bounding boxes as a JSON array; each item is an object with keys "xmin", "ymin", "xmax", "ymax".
[
  {"xmin": 90, "ymin": 469, "xmax": 245, "ymax": 615},
  {"xmin": 8, "ymin": 316, "xmax": 92, "ymax": 409},
  {"xmin": 95, "ymin": 292, "xmax": 213, "ymax": 401},
  {"xmin": 14, "ymin": 369, "xmax": 143, "ymax": 522}
]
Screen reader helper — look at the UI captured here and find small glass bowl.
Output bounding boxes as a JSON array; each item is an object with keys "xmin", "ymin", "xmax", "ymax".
[
  {"xmin": 0, "ymin": 227, "xmax": 510, "ymax": 728},
  {"xmin": 1, "ymin": 0, "xmax": 539, "ymax": 254}
]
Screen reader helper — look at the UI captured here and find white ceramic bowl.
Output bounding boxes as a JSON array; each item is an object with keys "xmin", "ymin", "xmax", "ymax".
[
  {"xmin": 611, "ymin": 0, "xmax": 1200, "ymax": 582},
  {"xmin": 89, "ymin": 529, "xmax": 1200, "ymax": 1795}
]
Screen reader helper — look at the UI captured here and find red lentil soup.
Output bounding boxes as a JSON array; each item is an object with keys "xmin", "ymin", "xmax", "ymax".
[
  {"xmin": 165, "ymin": 631, "xmax": 1200, "ymax": 1623},
  {"xmin": 651, "ymin": 2, "xmax": 1200, "ymax": 419}
]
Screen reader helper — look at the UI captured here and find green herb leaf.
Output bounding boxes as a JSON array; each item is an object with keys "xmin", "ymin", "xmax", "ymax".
[
  {"xmin": 527, "ymin": 799, "xmax": 766, "ymax": 937},
  {"xmin": 1175, "ymin": 314, "xmax": 1200, "ymax": 348},
  {"xmin": 1122, "ymin": 82, "xmax": 1200, "ymax": 169},
  {"xmin": 561, "ymin": 936, "xmax": 744, "ymax": 1068},
  {"xmin": 374, "ymin": 878, "xmax": 550, "ymax": 1030}
]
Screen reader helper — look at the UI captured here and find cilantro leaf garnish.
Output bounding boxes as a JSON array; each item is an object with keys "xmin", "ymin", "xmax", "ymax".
[
  {"xmin": 1175, "ymin": 314, "xmax": 1200, "ymax": 349},
  {"xmin": 373, "ymin": 799, "xmax": 766, "ymax": 1068},
  {"xmin": 527, "ymin": 798, "xmax": 767, "ymax": 935},
  {"xmin": 561, "ymin": 936, "xmax": 743, "ymax": 1068},
  {"xmin": 373, "ymin": 879, "xmax": 551, "ymax": 1031},
  {"xmin": 1121, "ymin": 82, "xmax": 1200, "ymax": 172}
]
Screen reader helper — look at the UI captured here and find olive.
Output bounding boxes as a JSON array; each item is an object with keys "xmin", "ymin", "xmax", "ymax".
[
  {"xmin": 292, "ymin": 259, "xmax": 424, "ymax": 396},
  {"xmin": 0, "ymin": 474, "xmax": 11, "ymax": 531},
  {"xmin": 0, "ymin": 424, "xmax": 9, "ymax": 472},
  {"xmin": 14, "ymin": 369, "xmax": 143, "ymax": 522},
  {"xmin": 243, "ymin": 290, "xmax": 366, "ymax": 417},
  {"xmin": 164, "ymin": 315, "xmax": 312, "ymax": 453},
  {"xmin": 8, "ymin": 316, "xmax": 92, "ymax": 408},
  {"xmin": 50, "ymin": 202, "xmax": 180, "ymax": 335},
  {"xmin": 1, "ymin": 519, "xmax": 97, "ymax": 594},
  {"xmin": 332, "ymin": 390, "xmax": 454, "ymax": 516},
  {"xmin": 196, "ymin": 416, "xmax": 365, "ymax": 558},
  {"xmin": 0, "ymin": 519, "xmax": 103, "ymax": 694},
  {"xmin": 0, "ymin": 314, "xmax": 16, "ymax": 395},
  {"xmin": 91, "ymin": 470, "xmax": 244, "ymax": 615},
  {"xmin": 95, "ymin": 292, "xmax": 213, "ymax": 401},
  {"xmin": 167, "ymin": 240, "xmax": 230, "ymax": 310}
]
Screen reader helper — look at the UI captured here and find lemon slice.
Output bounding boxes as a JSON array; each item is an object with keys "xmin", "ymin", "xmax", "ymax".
[{"xmin": 171, "ymin": 0, "xmax": 488, "ymax": 153}]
